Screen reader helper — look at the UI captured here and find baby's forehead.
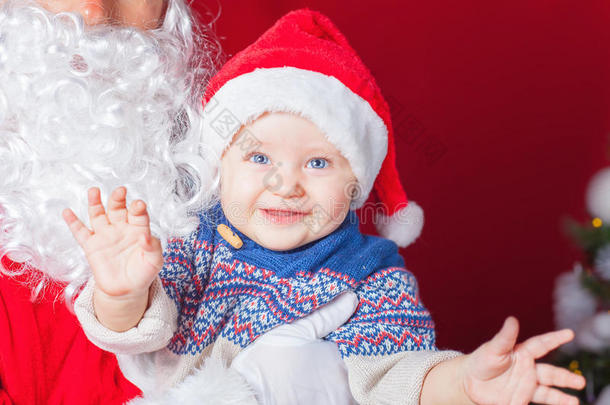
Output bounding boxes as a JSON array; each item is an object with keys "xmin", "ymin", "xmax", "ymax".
[
  {"xmin": 230, "ymin": 111, "xmax": 344, "ymax": 153},
  {"xmin": 256, "ymin": 138, "xmax": 337, "ymax": 152}
]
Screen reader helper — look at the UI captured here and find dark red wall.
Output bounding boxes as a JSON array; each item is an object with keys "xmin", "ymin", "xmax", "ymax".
[{"xmin": 193, "ymin": 0, "xmax": 610, "ymax": 352}]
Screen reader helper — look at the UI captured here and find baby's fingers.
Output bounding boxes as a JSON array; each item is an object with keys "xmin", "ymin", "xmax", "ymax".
[
  {"xmin": 62, "ymin": 208, "xmax": 92, "ymax": 247},
  {"xmin": 537, "ymin": 363, "xmax": 586, "ymax": 390},
  {"xmin": 520, "ymin": 329, "xmax": 574, "ymax": 359},
  {"xmin": 87, "ymin": 187, "xmax": 110, "ymax": 231},
  {"xmin": 107, "ymin": 186, "xmax": 128, "ymax": 224},
  {"xmin": 531, "ymin": 385, "xmax": 580, "ymax": 405},
  {"xmin": 128, "ymin": 200, "xmax": 150, "ymax": 228}
]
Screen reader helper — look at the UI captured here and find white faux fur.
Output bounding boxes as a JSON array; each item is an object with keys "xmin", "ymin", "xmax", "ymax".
[
  {"xmin": 128, "ymin": 357, "xmax": 258, "ymax": 405},
  {"xmin": 201, "ymin": 67, "xmax": 388, "ymax": 209},
  {"xmin": 375, "ymin": 201, "xmax": 424, "ymax": 247}
]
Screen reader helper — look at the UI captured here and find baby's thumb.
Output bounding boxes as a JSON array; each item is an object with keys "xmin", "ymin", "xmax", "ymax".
[
  {"xmin": 139, "ymin": 234, "xmax": 164, "ymax": 270},
  {"xmin": 486, "ymin": 316, "xmax": 519, "ymax": 356}
]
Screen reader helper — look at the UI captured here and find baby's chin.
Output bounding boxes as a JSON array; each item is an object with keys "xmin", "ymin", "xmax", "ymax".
[
  {"xmin": 233, "ymin": 209, "xmax": 344, "ymax": 251},
  {"xmin": 251, "ymin": 227, "xmax": 311, "ymax": 251},
  {"xmin": 250, "ymin": 220, "xmax": 341, "ymax": 252}
]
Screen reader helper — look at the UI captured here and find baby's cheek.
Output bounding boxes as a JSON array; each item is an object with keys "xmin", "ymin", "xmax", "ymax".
[
  {"xmin": 239, "ymin": 170, "xmax": 265, "ymax": 192},
  {"xmin": 316, "ymin": 180, "xmax": 352, "ymax": 214},
  {"xmin": 222, "ymin": 172, "xmax": 264, "ymax": 208}
]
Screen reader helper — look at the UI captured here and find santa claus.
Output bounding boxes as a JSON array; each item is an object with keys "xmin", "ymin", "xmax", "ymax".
[{"xmin": 0, "ymin": 0, "xmax": 356, "ymax": 403}]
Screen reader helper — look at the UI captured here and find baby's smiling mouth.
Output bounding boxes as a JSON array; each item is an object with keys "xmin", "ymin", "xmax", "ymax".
[{"xmin": 259, "ymin": 208, "xmax": 310, "ymax": 224}]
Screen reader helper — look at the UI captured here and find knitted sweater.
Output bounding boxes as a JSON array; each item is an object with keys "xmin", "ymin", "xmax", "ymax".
[{"xmin": 75, "ymin": 204, "xmax": 460, "ymax": 404}]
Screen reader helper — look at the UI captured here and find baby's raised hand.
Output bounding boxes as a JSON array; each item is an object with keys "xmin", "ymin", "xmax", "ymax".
[
  {"xmin": 462, "ymin": 316, "xmax": 586, "ymax": 405},
  {"xmin": 63, "ymin": 187, "xmax": 163, "ymax": 300}
]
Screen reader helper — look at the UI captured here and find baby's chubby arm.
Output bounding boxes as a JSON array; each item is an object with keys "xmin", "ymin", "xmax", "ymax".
[{"xmin": 63, "ymin": 186, "xmax": 164, "ymax": 332}]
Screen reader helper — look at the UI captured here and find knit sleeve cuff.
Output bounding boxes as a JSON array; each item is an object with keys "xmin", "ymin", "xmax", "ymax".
[
  {"xmin": 74, "ymin": 276, "xmax": 177, "ymax": 355},
  {"xmin": 344, "ymin": 349, "xmax": 462, "ymax": 405},
  {"xmin": 407, "ymin": 350, "xmax": 463, "ymax": 403}
]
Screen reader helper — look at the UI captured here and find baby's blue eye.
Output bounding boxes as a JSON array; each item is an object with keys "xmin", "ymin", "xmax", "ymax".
[
  {"xmin": 307, "ymin": 158, "xmax": 328, "ymax": 169},
  {"xmin": 249, "ymin": 153, "xmax": 269, "ymax": 164}
]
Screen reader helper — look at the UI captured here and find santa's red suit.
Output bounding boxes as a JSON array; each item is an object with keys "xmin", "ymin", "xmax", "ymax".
[{"xmin": 0, "ymin": 257, "xmax": 140, "ymax": 404}]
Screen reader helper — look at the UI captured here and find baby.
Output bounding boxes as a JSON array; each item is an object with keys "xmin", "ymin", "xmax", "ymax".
[{"xmin": 66, "ymin": 9, "xmax": 585, "ymax": 405}]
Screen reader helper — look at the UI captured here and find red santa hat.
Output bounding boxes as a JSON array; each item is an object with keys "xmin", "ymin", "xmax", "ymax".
[{"xmin": 201, "ymin": 9, "xmax": 423, "ymax": 247}]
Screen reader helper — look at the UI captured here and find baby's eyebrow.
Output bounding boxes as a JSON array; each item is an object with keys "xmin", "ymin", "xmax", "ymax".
[
  {"xmin": 251, "ymin": 141, "xmax": 339, "ymax": 156},
  {"xmin": 304, "ymin": 148, "xmax": 339, "ymax": 156},
  {"xmin": 296, "ymin": 143, "xmax": 336, "ymax": 152}
]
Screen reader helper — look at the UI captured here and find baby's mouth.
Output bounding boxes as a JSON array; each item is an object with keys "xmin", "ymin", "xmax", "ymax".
[{"xmin": 260, "ymin": 208, "xmax": 309, "ymax": 225}]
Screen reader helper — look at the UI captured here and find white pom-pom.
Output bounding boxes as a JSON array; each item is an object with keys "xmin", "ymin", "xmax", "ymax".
[
  {"xmin": 553, "ymin": 264, "xmax": 597, "ymax": 354},
  {"xmin": 592, "ymin": 312, "xmax": 610, "ymax": 339},
  {"xmin": 128, "ymin": 357, "xmax": 257, "ymax": 405},
  {"xmin": 596, "ymin": 385, "xmax": 610, "ymax": 405},
  {"xmin": 595, "ymin": 244, "xmax": 610, "ymax": 281},
  {"xmin": 586, "ymin": 167, "xmax": 610, "ymax": 221},
  {"xmin": 375, "ymin": 201, "xmax": 424, "ymax": 248},
  {"xmin": 575, "ymin": 312, "xmax": 610, "ymax": 353}
]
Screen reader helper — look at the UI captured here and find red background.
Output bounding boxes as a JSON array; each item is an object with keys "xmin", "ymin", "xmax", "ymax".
[{"xmin": 193, "ymin": 0, "xmax": 610, "ymax": 353}]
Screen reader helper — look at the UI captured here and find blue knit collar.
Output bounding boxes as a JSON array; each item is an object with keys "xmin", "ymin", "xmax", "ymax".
[{"xmin": 204, "ymin": 202, "xmax": 404, "ymax": 282}]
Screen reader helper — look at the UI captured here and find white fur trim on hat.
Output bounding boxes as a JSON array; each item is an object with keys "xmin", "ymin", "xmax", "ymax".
[
  {"xmin": 202, "ymin": 67, "xmax": 388, "ymax": 208},
  {"xmin": 375, "ymin": 201, "xmax": 424, "ymax": 247}
]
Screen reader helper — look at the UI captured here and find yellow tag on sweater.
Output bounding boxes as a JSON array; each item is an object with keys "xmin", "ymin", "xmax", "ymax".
[{"xmin": 216, "ymin": 224, "xmax": 243, "ymax": 249}]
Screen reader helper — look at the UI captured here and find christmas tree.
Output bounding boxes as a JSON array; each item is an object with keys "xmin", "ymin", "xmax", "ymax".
[{"xmin": 553, "ymin": 168, "xmax": 610, "ymax": 404}]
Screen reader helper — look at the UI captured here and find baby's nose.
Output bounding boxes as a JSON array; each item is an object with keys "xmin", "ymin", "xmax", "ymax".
[
  {"xmin": 79, "ymin": 0, "xmax": 106, "ymax": 25},
  {"xmin": 278, "ymin": 182, "xmax": 305, "ymax": 199},
  {"xmin": 269, "ymin": 166, "xmax": 306, "ymax": 198}
]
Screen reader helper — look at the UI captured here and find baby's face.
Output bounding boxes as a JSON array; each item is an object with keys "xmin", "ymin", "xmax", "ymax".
[{"xmin": 220, "ymin": 112, "xmax": 357, "ymax": 251}]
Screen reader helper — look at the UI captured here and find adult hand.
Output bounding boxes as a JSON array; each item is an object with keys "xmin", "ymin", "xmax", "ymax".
[{"xmin": 231, "ymin": 291, "xmax": 359, "ymax": 405}]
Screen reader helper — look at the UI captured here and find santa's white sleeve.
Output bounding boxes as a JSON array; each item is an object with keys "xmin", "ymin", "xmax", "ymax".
[{"xmin": 73, "ymin": 275, "xmax": 177, "ymax": 354}]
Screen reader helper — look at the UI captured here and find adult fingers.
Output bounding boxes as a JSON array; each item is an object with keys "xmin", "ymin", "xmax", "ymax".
[
  {"xmin": 255, "ymin": 291, "xmax": 359, "ymax": 345},
  {"xmin": 304, "ymin": 290, "xmax": 359, "ymax": 339},
  {"xmin": 536, "ymin": 363, "xmax": 586, "ymax": 390},
  {"xmin": 106, "ymin": 186, "xmax": 128, "ymax": 224},
  {"xmin": 520, "ymin": 329, "xmax": 574, "ymax": 360},
  {"xmin": 128, "ymin": 200, "xmax": 150, "ymax": 228},
  {"xmin": 531, "ymin": 385, "xmax": 580, "ymax": 405},
  {"xmin": 62, "ymin": 208, "xmax": 92, "ymax": 247},
  {"xmin": 87, "ymin": 187, "xmax": 109, "ymax": 231}
]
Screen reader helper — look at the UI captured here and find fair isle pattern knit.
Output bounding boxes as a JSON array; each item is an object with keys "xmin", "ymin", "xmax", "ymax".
[
  {"xmin": 160, "ymin": 203, "xmax": 436, "ymax": 358},
  {"xmin": 327, "ymin": 268, "xmax": 436, "ymax": 357}
]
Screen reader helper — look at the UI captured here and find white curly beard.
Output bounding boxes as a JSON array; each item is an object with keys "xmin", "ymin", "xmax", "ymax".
[{"xmin": 0, "ymin": 0, "xmax": 219, "ymax": 304}]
